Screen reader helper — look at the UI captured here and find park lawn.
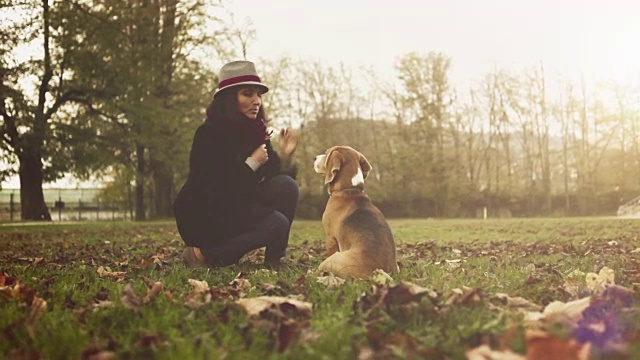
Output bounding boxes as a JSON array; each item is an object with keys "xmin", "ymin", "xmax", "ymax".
[{"xmin": 1, "ymin": 217, "xmax": 639, "ymax": 359}]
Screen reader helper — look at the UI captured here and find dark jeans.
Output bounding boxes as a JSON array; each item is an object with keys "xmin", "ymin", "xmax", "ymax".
[{"xmin": 201, "ymin": 174, "xmax": 299, "ymax": 267}]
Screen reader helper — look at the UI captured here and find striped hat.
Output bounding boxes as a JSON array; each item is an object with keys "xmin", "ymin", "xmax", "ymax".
[{"xmin": 214, "ymin": 60, "xmax": 269, "ymax": 98}]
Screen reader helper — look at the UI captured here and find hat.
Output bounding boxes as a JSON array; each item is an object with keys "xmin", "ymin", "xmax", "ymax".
[{"xmin": 214, "ymin": 60, "xmax": 269, "ymax": 98}]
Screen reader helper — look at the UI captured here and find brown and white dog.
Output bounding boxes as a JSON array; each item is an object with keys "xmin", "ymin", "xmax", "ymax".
[{"xmin": 313, "ymin": 146, "xmax": 398, "ymax": 278}]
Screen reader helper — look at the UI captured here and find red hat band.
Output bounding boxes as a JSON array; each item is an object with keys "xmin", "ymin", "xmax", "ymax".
[{"xmin": 218, "ymin": 75, "xmax": 262, "ymax": 89}]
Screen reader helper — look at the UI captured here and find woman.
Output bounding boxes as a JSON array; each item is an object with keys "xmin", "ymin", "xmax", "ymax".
[{"xmin": 173, "ymin": 60, "xmax": 300, "ymax": 268}]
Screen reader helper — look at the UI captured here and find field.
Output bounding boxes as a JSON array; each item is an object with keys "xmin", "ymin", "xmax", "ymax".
[{"xmin": 1, "ymin": 217, "xmax": 639, "ymax": 359}]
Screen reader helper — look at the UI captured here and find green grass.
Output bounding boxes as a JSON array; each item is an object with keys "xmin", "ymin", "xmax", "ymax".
[{"xmin": 1, "ymin": 218, "xmax": 639, "ymax": 359}]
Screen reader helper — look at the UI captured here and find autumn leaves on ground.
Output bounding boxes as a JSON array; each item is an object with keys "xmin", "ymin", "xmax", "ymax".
[{"xmin": 1, "ymin": 218, "xmax": 639, "ymax": 359}]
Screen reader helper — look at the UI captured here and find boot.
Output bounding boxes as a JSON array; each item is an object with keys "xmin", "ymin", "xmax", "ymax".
[{"xmin": 182, "ymin": 247, "xmax": 207, "ymax": 268}]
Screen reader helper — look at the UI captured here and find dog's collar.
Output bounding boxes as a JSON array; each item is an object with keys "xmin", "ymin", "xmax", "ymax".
[{"xmin": 329, "ymin": 188, "xmax": 365, "ymax": 197}]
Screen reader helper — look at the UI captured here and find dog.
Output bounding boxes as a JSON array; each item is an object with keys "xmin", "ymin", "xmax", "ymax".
[{"xmin": 313, "ymin": 146, "xmax": 398, "ymax": 278}]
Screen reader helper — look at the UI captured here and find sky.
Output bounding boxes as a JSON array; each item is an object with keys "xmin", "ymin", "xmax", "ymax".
[
  {"xmin": 227, "ymin": 0, "xmax": 640, "ymax": 88},
  {"xmin": 4, "ymin": 0, "xmax": 640, "ymax": 189}
]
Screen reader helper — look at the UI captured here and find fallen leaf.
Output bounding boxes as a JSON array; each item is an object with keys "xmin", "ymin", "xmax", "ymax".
[
  {"xmin": 81, "ymin": 350, "xmax": 116, "ymax": 360},
  {"xmin": 92, "ymin": 300, "xmax": 114, "ymax": 312},
  {"xmin": 95, "ymin": 287, "xmax": 109, "ymax": 301},
  {"xmin": 586, "ymin": 266, "xmax": 615, "ymax": 295},
  {"xmin": 275, "ymin": 318, "xmax": 304, "ymax": 352},
  {"xmin": 562, "ymin": 269, "xmax": 587, "ymax": 298},
  {"xmin": 394, "ymin": 281, "xmax": 436, "ymax": 300},
  {"xmin": 236, "ymin": 296, "xmax": 312, "ymax": 317},
  {"xmin": 135, "ymin": 332, "xmax": 166, "ymax": 349},
  {"xmin": 78, "ymin": 338, "xmax": 117, "ymax": 360},
  {"xmin": 434, "ymin": 258, "xmax": 464, "ymax": 265},
  {"xmin": 525, "ymin": 297, "xmax": 591, "ymax": 327},
  {"xmin": 354, "ymin": 281, "xmax": 437, "ymax": 322},
  {"xmin": 184, "ymin": 278, "xmax": 212, "ymax": 309},
  {"xmin": 370, "ymin": 269, "xmax": 394, "ymax": 285},
  {"xmin": 445, "ymin": 287, "xmax": 482, "ymax": 307},
  {"xmin": 493, "ymin": 293, "xmax": 542, "ymax": 312},
  {"xmin": 316, "ymin": 273, "xmax": 345, "ymax": 289},
  {"xmin": 187, "ymin": 279, "xmax": 209, "ymax": 292},
  {"xmin": 525, "ymin": 263, "xmax": 536, "ymax": 274},
  {"xmin": 229, "ymin": 272, "xmax": 252, "ymax": 293},
  {"xmin": 97, "ymin": 266, "xmax": 126, "ymax": 282},
  {"xmin": 0, "ymin": 272, "xmax": 10, "ymax": 286},
  {"xmin": 121, "ymin": 284, "xmax": 141, "ymax": 312},
  {"xmin": 573, "ymin": 285, "xmax": 635, "ymax": 353},
  {"xmin": 25, "ymin": 296, "xmax": 47, "ymax": 339},
  {"xmin": 525, "ymin": 330, "xmax": 591, "ymax": 360},
  {"xmin": 465, "ymin": 344, "xmax": 524, "ymax": 360},
  {"xmin": 143, "ymin": 282, "xmax": 163, "ymax": 304},
  {"xmin": 140, "ymin": 254, "xmax": 167, "ymax": 269}
]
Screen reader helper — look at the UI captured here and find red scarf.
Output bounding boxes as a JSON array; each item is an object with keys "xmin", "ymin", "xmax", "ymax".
[{"xmin": 210, "ymin": 114, "xmax": 268, "ymax": 155}]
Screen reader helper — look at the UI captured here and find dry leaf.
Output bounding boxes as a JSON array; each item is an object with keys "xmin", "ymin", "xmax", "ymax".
[
  {"xmin": 26, "ymin": 296, "xmax": 47, "ymax": 339},
  {"xmin": 97, "ymin": 266, "xmax": 126, "ymax": 282},
  {"xmin": 143, "ymin": 282, "xmax": 163, "ymax": 304},
  {"xmin": 493, "ymin": 293, "xmax": 542, "ymax": 312},
  {"xmin": 395, "ymin": 281, "xmax": 436, "ymax": 299},
  {"xmin": 316, "ymin": 273, "xmax": 345, "ymax": 289},
  {"xmin": 525, "ymin": 330, "xmax": 591, "ymax": 360},
  {"xmin": 135, "ymin": 332, "xmax": 166, "ymax": 349},
  {"xmin": 92, "ymin": 300, "xmax": 114, "ymax": 312},
  {"xmin": 370, "ymin": 269, "xmax": 394, "ymax": 285},
  {"xmin": 236, "ymin": 296, "xmax": 312, "ymax": 317},
  {"xmin": 121, "ymin": 284, "xmax": 141, "ymax": 312},
  {"xmin": 465, "ymin": 344, "xmax": 524, "ymax": 360},
  {"xmin": 525, "ymin": 297, "xmax": 591, "ymax": 325},
  {"xmin": 82, "ymin": 351, "xmax": 117, "ymax": 360},
  {"xmin": 90, "ymin": 352, "xmax": 117, "ymax": 360},
  {"xmin": 562, "ymin": 269, "xmax": 587, "ymax": 297},
  {"xmin": 586, "ymin": 266, "xmax": 615, "ymax": 294},
  {"xmin": 229, "ymin": 272, "xmax": 252, "ymax": 293},
  {"xmin": 139, "ymin": 254, "xmax": 166, "ymax": 269},
  {"xmin": 184, "ymin": 278, "xmax": 212, "ymax": 309},
  {"xmin": 0, "ymin": 272, "xmax": 10, "ymax": 287},
  {"xmin": 445, "ymin": 287, "xmax": 482, "ymax": 306},
  {"xmin": 525, "ymin": 264, "xmax": 536, "ymax": 273},
  {"xmin": 187, "ymin": 279, "xmax": 209, "ymax": 292}
]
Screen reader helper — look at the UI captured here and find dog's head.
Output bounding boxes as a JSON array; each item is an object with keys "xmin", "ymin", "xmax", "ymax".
[{"xmin": 314, "ymin": 146, "xmax": 372, "ymax": 193}]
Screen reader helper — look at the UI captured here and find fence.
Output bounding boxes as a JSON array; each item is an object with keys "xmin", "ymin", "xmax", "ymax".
[{"xmin": 0, "ymin": 188, "xmax": 133, "ymax": 222}]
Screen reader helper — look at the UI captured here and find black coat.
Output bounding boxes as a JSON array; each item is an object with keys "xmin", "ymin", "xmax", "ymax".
[{"xmin": 173, "ymin": 118, "xmax": 295, "ymax": 249}]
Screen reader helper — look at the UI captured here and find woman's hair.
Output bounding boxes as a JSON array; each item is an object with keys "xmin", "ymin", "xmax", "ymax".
[{"xmin": 205, "ymin": 87, "xmax": 267, "ymax": 123}]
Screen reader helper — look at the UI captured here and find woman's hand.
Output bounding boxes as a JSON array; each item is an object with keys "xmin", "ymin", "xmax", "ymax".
[
  {"xmin": 250, "ymin": 144, "xmax": 269, "ymax": 166},
  {"xmin": 278, "ymin": 128, "xmax": 300, "ymax": 159}
]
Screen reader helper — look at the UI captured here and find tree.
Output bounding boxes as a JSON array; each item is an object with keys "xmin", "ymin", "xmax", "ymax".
[
  {"xmin": 60, "ymin": 0, "xmax": 224, "ymax": 220},
  {"xmin": 524, "ymin": 63, "xmax": 552, "ymax": 214},
  {"xmin": 395, "ymin": 52, "xmax": 454, "ymax": 216},
  {"xmin": 0, "ymin": 0, "xmax": 98, "ymax": 220}
]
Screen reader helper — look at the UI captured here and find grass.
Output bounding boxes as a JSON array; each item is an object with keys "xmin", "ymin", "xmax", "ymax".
[{"xmin": 1, "ymin": 217, "xmax": 639, "ymax": 359}]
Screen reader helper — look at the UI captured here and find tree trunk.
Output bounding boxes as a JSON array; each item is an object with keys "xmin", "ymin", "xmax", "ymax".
[
  {"xmin": 18, "ymin": 152, "xmax": 51, "ymax": 221},
  {"xmin": 152, "ymin": 162, "xmax": 174, "ymax": 218},
  {"xmin": 14, "ymin": 0, "xmax": 52, "ymax": 222},
  {"xmin": 151, "ymin": 0, "xmax": 177, "ymax": 219},
  {"xmin": 135, "ymin": 144, "xmax": 146, "ymax": 221}
]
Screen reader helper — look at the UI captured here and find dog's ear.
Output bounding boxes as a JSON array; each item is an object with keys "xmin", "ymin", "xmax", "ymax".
[
  {"xmin": 359, "ymin": 153, "xmax": 372, "ymax": 179},
  {"xmin": 324, "ymin": 151, "xmax": 343, "ymax": 185}
]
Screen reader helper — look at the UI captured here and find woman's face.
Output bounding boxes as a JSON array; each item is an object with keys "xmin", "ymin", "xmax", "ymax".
[{"xmin": 236, "ymin": 86, "xmax": 263, "ymax": 119}]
